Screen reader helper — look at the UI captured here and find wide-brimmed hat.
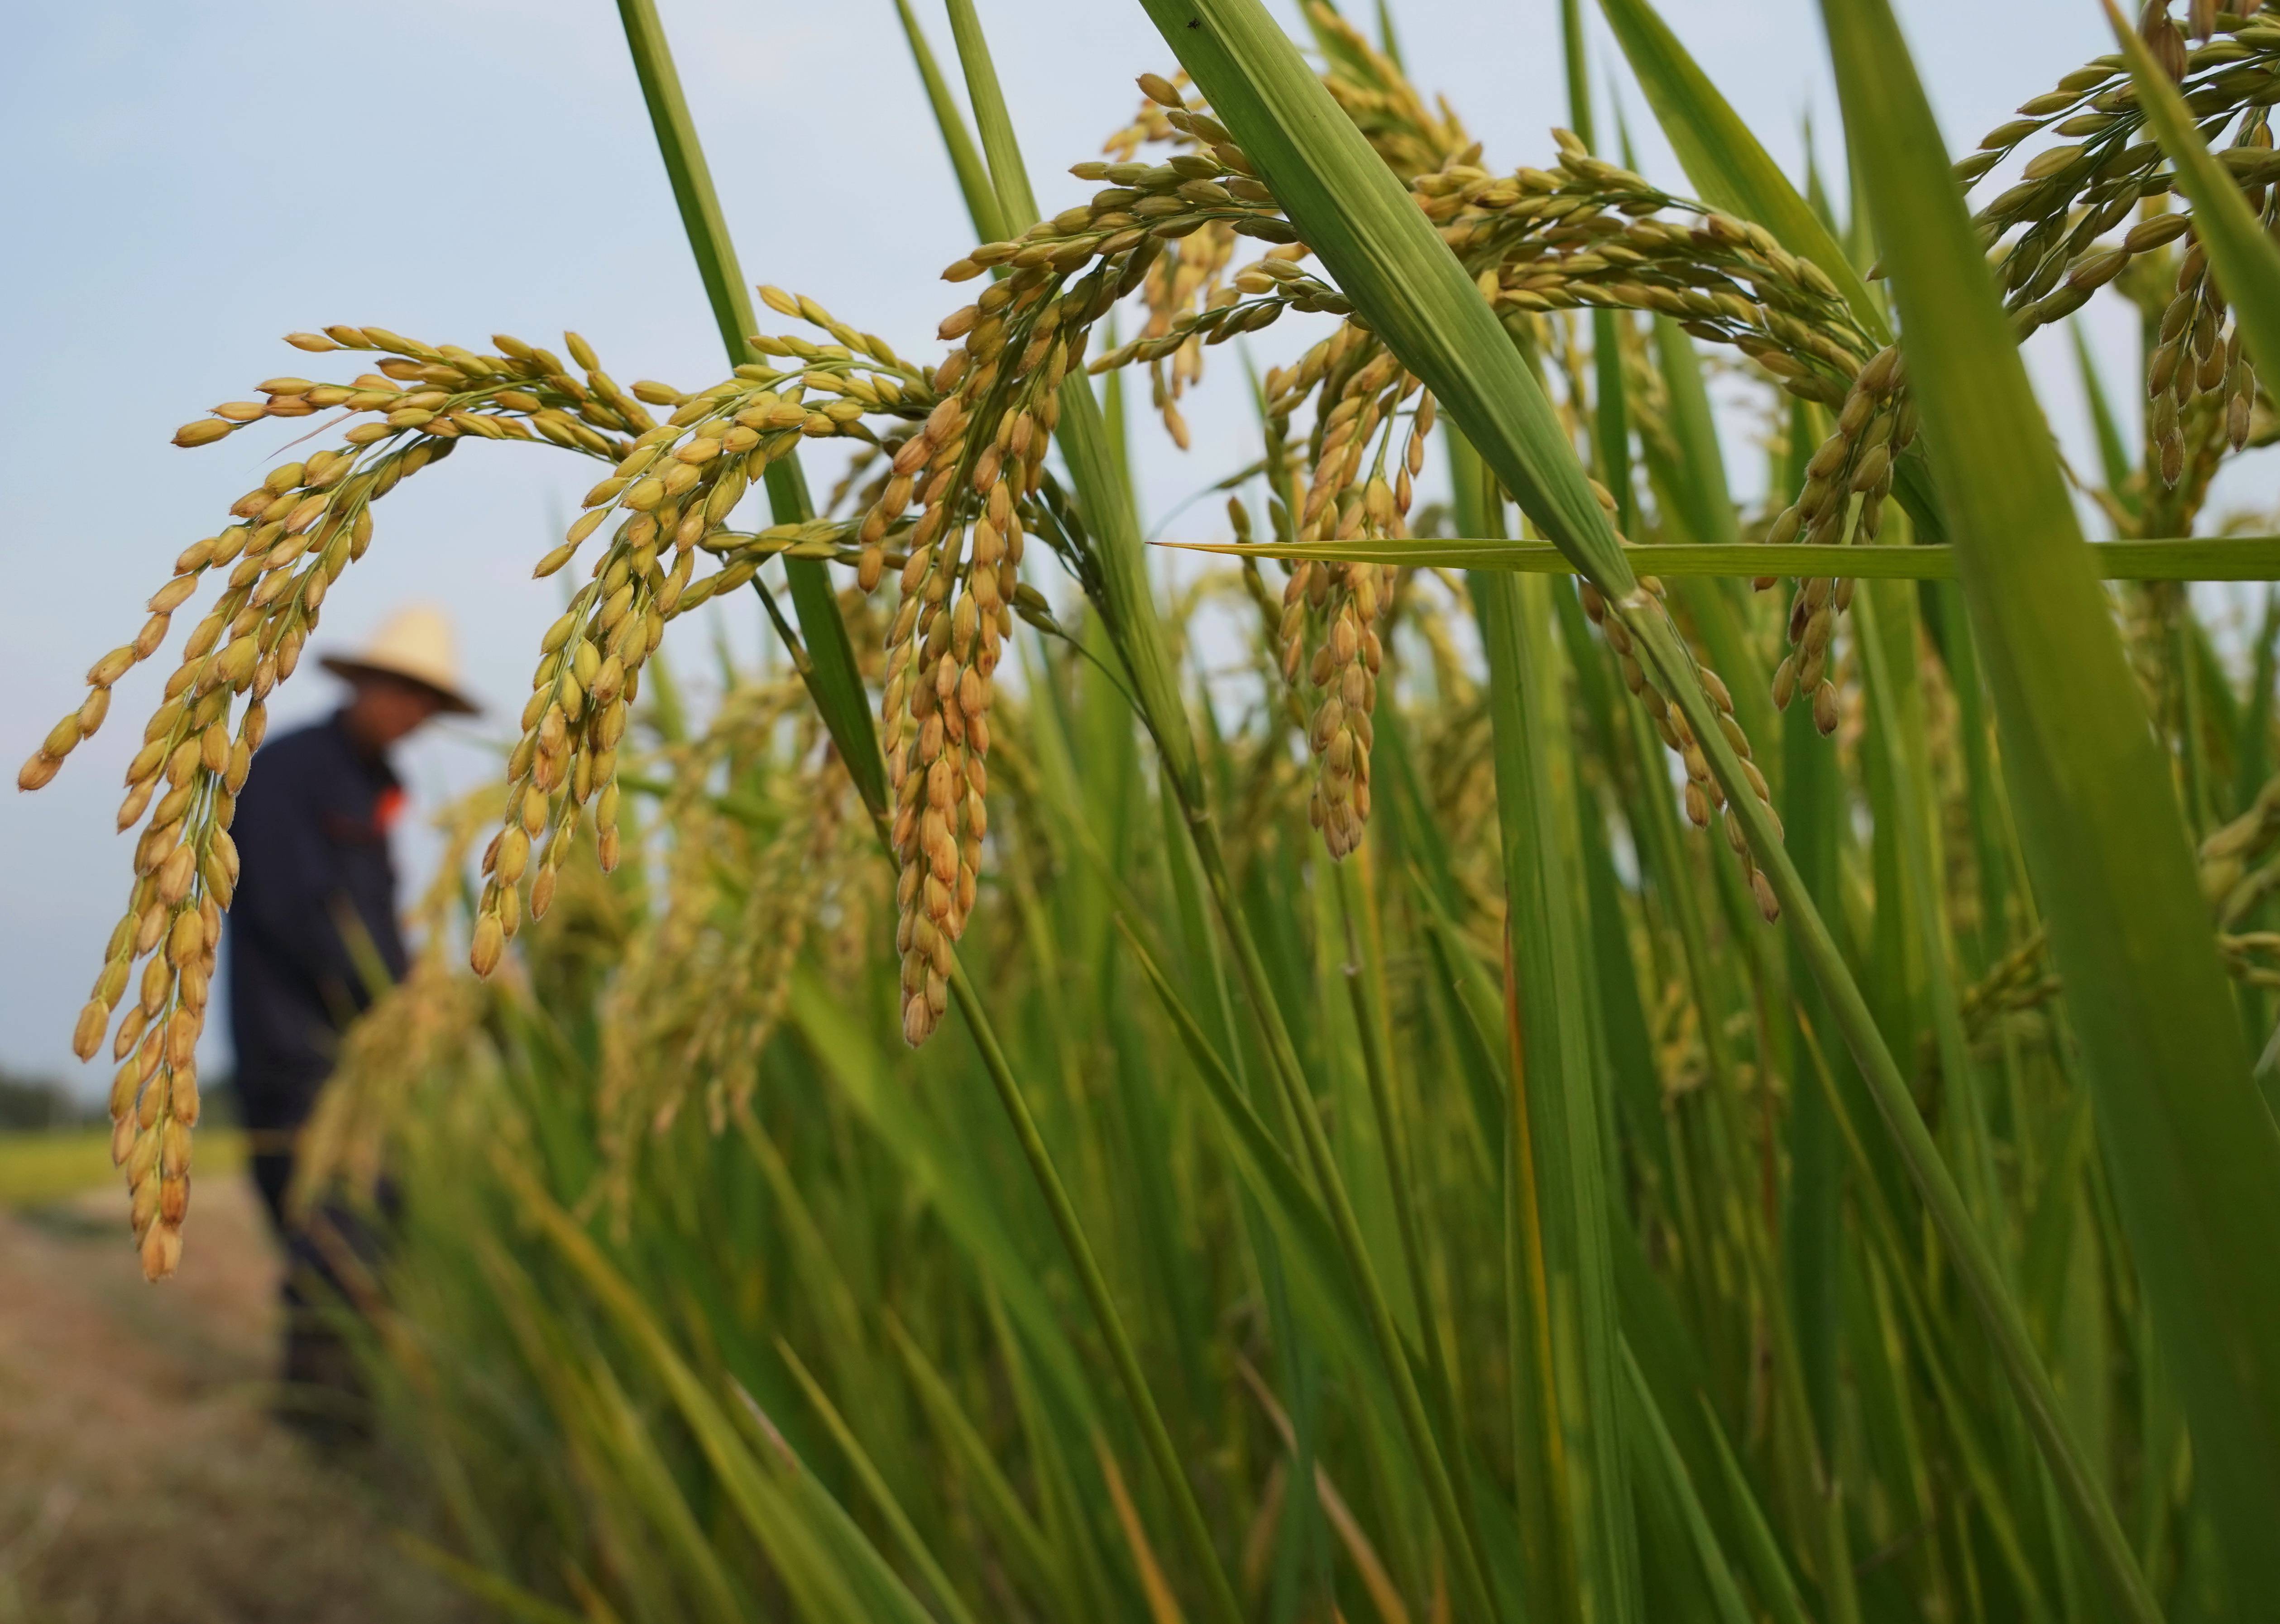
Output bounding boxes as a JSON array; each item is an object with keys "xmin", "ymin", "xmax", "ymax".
[{"xmin": 318, "ymin": 604, "xmax": 480, "ymax": 715}]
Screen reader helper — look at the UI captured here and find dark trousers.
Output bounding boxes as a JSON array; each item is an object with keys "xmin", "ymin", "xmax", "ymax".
[{"xmin": 249, "ymin": 1145, "xmax": 393, "ymax": 1432}]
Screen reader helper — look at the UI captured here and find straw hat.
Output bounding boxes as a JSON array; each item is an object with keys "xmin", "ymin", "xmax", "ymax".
[{"xmin": 319, "ymin": 604, "xmax": 479, "ymax": 715}]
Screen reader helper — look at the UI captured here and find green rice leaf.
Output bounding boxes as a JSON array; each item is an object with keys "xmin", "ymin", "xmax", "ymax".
[
  {"xmin": 888, "ymin": 0, "xmax": 1004, "ymax": 242},
  {"xmin": 500, "ymin": 1152, "xmax": 930, "ymax": 1624},
  {"xmin": 1648, "ymin": 320, "xmax": 1739, "ymax": 549},
  {"xmin": 2071, "ymin": 322, "xmax": 2137, "ymax": 503},
  {"xmin": 880, "ymin": 1315, "xmax": 1078, "ymax": 1612},
  {"xmin": 1159, "ymin": 535, "xmax": 2280, "ymax": 581},
  {"xmin": 785, "ymin": 969, "xmax": 1101, "ymax": 1428},
  {"xmin": 1825, "ymin": 0, "xmax": 2280, "ymax": 1604},
  {"xmin": 776, "ymin": 1337, "xmax": 986, "ymax": 1624},
  {"xmin": 1475, "ymin": 565, "xmax": 1643, "ymax": 1624},
  {"xmin": 394, "ymin": 1535, "xmax": 599, "ymax": 1624},
  {"xmin": 613, "ymin": 0, "xmax": 885, "ymax": 816},
  {"xmin": 1616, "ymin": 1351, "xmax": 1754, "ymax": 1624}
]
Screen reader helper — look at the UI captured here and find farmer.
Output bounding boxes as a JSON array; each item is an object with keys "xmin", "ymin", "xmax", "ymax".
[{"xmin": 225, "ymin": 604, "xmax": 476, "ymax": 1430}]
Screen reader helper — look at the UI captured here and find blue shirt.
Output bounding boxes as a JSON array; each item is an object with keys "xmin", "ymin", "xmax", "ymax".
[{"xmin": 223, "ymin": 710, "xmax": 409, "ymax": 1131}]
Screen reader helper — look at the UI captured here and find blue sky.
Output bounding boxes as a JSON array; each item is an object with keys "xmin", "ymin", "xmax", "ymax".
[{"xmin": 0, "ymin": 1, "xmax": 2175, "ymax": 1094}]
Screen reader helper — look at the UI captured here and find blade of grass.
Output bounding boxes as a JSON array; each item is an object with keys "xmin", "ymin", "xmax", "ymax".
[
  {"xmin": 1686, "ymin": 1392, "xmax": 1816, "ymax": 1624},
  {"xmin": 1827, "ymin": 0, "xmax": 2280, "ymax": 1606},
  {"xmin": 1777, "ymin": 387, "xmax": 1850, "ymax": 1472},
  {"xmin": 1136, "ymin": 1, "xmax": 2159, "ymax": 1607},
  {"xmin": 613, "ymin": 29, "xmax": 1196, "ymax": 1613},
  {"xmin": 395, "ymin": 1535, "xmax": 598, "ymax": 1624},
  {"xmin": 1411, "ymin": 871, "xmax": 1521, "ymax": 1168},
  {"xmin": 935, "ymin": 0, "xmax": 1204, "ymax": 804},
  {"xmin": 941, "ymin": 0, "xmax": 1040, "ymax": 260},
  {"xmin": 2072, "ymin": 323, "xmax": 2137, "ymax": 506},
  {"xmin": 974, "ymin": 1288, "xmax": 1126, "ymax": 1621},
  {"xmin": 498, "ymin": 1154, "xmax": 928, "ymax": 1624},
  {"xmin": 1635, "ymin": 382, "xmax": 2156, "ymax": 1622},
  {"xmin": 1593, "ymin": 309, "xmax": 1637, "ymax": 537},
  {"xmin": 1853, "ymin": 578, "xmax": 2006, "ymax": 1240},
  {"xmin": 1160, "ymin": 534, "xmax": 2280, "ymax": 580},
  {"xmin": 929, "ymin": 11, "xmax": 1393, "ymax": 1614},
  {"xmin": 1234, "ymin": 1355, "xmax": 1417, "ymax": 1624},
  {"xmin": 785, "ymin": 967, "xmax": 1099, "ymax": 1425},
  {"xmin": 1561, "ymin": 0, "xmax": 1594, "ymax": 149},
  {"xmin": 946, "ymin": 955, "xmax": 1247, "ymax": 1624},
  {"xmin": 463, "ymin": 1254, "xmax": 704, "ymax": 1624},
  {"xmin": 1474, "ymin": 546, "xmax": 1643, "ymax": 1620},
  {"xmin": 1614, "ymin": 1350, "xmax": 1756, "ymax": 1624},
  {"xmin": 1634, "ymin": 321, "xmax": 1778, "ymax": 770},
  {"xmin": 613, "ymin": 0, "xmax": 884, "ymax": 814},
  {"xmin": 879, "ymin": 1313, "xmax": 1078, "ymax": 1614},
  {"xmin": 2239, "ymin": 591, "xmax": 2280, "ymax": 811},
  {"xmin": 1648, "ymin": 320, "xmax": 1739, "ymax": 550},
  {"xmin": 888, "ymin": 0, "xmax": 1004, "ymax": 241},
  {"xmin": 1150, "ymin": 767, "xmax": 1342, "ymax": 1611},
  {"xmin": 1451, "ymin": 442, "xmax": 1585, "ymax": 1624},
  {"xmin": 1789, "ymin": 1014, "xmax": 2062, "ymax": 1620},
  {"xmin": 1116, "ymin": 912, "xmax": 1399, "ymax": 1395},
  {"xmin": 943, "ymin": 6, "xmax": 1499, "ymax": 1613},
  {"xmin": 585, "ymin": 1358, "xmax": 762, "ymax": 1624},
  {"xmin": 1092, "ymin": 1433, "xmax": 1191, "ymax": 1624},
  {"xmin": 776, "ymin": 1337, "xmax": 987, "ymax": 1624},
  {"xmin": 632, "ymin": 10, "xmax": 1241, "ymax": 1610},
  {"xmin": 1350, "ymin": 852, "xmax": 1513, "ymax": 1604}
]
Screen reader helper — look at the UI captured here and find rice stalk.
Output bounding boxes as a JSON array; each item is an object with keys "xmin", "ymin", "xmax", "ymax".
[{"xmin": 24, "ymin": 9, "xmax": 2280, "ymax": 1624}]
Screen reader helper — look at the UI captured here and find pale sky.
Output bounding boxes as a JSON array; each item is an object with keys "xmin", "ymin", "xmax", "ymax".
[{"xmin": 0, "ymin": 0, "xmax": 2195, "ymax": 1095}]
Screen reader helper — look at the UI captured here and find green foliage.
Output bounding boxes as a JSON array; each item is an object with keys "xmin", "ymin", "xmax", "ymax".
[{"xmin": 267, "ymin": 4, "xmax": 2280, "ymax": 1622}]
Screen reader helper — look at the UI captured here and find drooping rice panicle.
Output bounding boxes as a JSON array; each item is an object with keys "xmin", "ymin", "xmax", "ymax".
[{"xmin": 35, "ymin": 0, "xmax": 2280, "ymax": 1288}]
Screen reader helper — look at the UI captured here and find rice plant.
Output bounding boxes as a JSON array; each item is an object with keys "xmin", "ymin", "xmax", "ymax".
[{"xmin": 19, "ymin": 0, "xmax": 2280, "ymax": 1617}]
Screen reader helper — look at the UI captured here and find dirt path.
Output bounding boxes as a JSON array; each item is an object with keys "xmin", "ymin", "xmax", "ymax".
[{"xmin": 0, "ymin": 1174, "xmax": 477, "ymax": 1624}]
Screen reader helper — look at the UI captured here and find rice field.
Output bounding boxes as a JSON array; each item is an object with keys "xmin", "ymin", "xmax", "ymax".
[
  {"xmin": 19, "ymin": 0, "xmax": 2280, "ymax": 1619},
  {"xmin": 0, "ymin": 1128, "xmax": 242, "ymax": 1209}
]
